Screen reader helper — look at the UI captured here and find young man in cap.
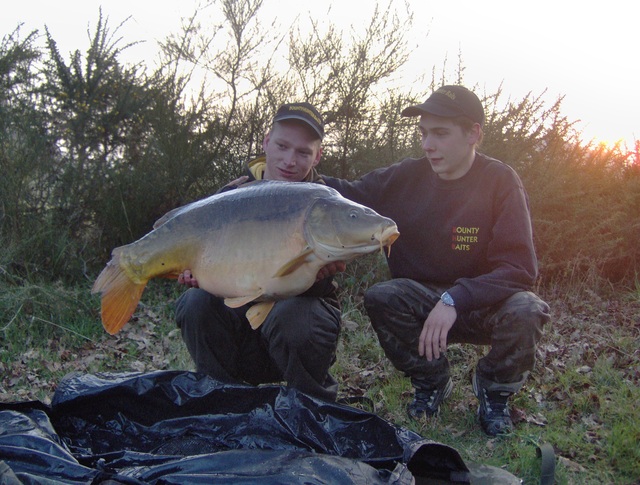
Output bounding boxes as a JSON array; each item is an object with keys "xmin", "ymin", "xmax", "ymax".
[
  {"xmin": 323, "ymin": 86, "xmax": 550, "ymax": 435},
  {"xmin": 176, "ymin": 103, "xmax": 345, "ymax": 402}
]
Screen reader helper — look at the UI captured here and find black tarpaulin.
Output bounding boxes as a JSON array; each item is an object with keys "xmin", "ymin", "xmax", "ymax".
[{"xmin": 0, "ymin": 370, "xmax": 493, "ymax": 484}]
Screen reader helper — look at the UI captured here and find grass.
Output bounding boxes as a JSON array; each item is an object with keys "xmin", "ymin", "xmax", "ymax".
[{"xmin": 1, "ymin": 276, "xmax": 639, "ymax": 484}]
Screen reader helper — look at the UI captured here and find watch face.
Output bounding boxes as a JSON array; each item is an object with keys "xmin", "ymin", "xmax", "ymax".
[{"xmin": 441, "ymin": 292, "xmax": 455, "ymax": 306}]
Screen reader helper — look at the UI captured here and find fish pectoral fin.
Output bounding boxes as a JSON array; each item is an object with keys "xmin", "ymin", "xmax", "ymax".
[
  {"xmin": 224, "ymin": 292, "xmax": 263, "ymax": 308},
  {"xmin": 246, "ymin": 301, "xmax": 275, "ymax": 329},
  {"xmin": 273, "ymin": 248, "xmax": 315, "ymax": 277}
]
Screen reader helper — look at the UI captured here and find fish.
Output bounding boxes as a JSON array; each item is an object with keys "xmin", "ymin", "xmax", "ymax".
[{"xmin": 92, "ymin": 180, "xmax": 399, "ymax": 334}]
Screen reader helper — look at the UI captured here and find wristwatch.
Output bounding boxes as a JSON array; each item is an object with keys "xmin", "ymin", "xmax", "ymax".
[{"xmin": 440, "ymin": 291, "xmax": 455, "ymax": 307}]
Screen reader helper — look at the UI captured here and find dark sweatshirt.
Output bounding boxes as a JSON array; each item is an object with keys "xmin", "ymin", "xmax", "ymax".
[{"xmin": 322, "ymin": 153, "xmax": 538, "ymax": 313}]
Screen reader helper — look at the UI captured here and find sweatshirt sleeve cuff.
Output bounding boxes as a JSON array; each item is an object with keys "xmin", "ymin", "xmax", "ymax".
[{"xmin": 447, "ymin": 285, "xmax": 473, "ymax": 313}]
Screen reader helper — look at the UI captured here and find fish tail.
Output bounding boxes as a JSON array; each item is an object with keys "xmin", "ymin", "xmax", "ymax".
[{"xmin": 92, "ymin": 255, "xmax": 147, "ymax": 335}]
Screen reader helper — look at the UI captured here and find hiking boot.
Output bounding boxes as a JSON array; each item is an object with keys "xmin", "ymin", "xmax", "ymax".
[
  {"xmin": 407, "ymin": 377, "xmax": 453, "ymax": 419},
  {"xmin": 472, "ymin": 371, "xmax": 519, "ymax": 436}
]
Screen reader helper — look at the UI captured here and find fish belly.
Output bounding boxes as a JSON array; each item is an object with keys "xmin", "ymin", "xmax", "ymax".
[{"xmin": 191, "ymin": 216, "xmax": 320, "ymax": 300}]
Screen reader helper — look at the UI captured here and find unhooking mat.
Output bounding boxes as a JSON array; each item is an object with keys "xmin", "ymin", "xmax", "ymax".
[{"xmin": 0, "ymin": 370, "xmax": 523, "ymax": 484}]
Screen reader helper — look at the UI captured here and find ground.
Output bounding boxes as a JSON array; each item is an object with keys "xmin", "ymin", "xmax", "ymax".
[{"xmin": 1, "ymin": 288, "xmax": 639, "ymax": 483}]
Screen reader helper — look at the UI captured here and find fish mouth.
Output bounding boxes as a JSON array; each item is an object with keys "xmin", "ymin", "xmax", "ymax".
[
  {"xmin": 311, "ymin": 223, "xmax": 400, "ymax": 260},
  {"xmin": 374, "ymin": 225, "xmax": 400, "ymax": 256}
]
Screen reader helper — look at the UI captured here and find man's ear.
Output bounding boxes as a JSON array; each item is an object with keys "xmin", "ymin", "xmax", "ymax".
[
  {"xmin": 468, "ymin": 123, "xmax": 481, "ymax": 145},
  {"xmin": 312, "ymin": 146, "xmax": 323, "ymax": 167},
  {"xmin": 262, "ymin": 130, "xmax": 271, "ymax": 152}
]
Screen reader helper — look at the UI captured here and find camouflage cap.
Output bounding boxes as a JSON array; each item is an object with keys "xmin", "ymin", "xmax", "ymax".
[{"xmin": 273, "ymin": 102, "xmax": 325, "ymax": 140}]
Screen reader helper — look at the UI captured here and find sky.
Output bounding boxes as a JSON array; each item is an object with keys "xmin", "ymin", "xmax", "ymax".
[{"xmin": 2, "ymin": 0, "xmax": 637, "ymax": 147}]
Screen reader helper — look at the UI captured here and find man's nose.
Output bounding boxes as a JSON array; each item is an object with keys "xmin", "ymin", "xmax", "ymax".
[
  {"xmin": 421, "ymin": 136, "xmax": 434, "ymax": 152},
  {"xmin": 283, "ymin": 151, "xmax": 296, "ymax": 165}
]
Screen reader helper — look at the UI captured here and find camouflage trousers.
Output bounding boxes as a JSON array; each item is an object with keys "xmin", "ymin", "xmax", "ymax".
[{"xmin": 364, "ymin": 279, "xmax": 550, "ymax": 389}]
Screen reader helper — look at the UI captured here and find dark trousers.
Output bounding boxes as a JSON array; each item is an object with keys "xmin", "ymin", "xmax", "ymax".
[
  {"xmin": 175, "ymin": 288, "xmax": 341, "ymax": 402},
  {"xmin": 364, "ymin": 279, "xmax": 550, "ymax": 389}
]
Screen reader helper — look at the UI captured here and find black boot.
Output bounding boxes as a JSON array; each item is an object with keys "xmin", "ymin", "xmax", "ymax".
[
  {"xmin": 407, "ymin": 377, "xmax": 453, "ymax": 420},
  {"xmin": 472, "ymin": 371, "xmax": 523, "ymax": 436}
]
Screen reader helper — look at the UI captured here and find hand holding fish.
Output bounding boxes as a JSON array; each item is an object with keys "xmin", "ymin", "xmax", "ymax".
[
  {"xmin": 178, "ymin": 270, "xmax": 199, "ymax": 288},
  {"xmin": 223, "ymin": 175, "xmax": 250, "ymax": 190},
  {"xmin": 315, "ymin": 261, "xmax": 346, "ymax": 282}
]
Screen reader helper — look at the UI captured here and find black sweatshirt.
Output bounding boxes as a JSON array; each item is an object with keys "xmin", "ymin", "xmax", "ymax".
[{"xmin": 322, "ymin": 153, "xmax": 538, "ymax": 313}]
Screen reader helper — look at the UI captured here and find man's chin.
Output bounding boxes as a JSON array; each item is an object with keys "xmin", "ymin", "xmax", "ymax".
[{"xmin": 277, "ymin": 173, "xmax": 302, "ymax": 182}]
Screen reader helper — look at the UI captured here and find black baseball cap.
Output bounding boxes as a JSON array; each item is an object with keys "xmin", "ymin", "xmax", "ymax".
[
  {"xmin": 401, "ymin": 85, "xmax": 485, "ymax": 126},
  {"xmin": 272, "ymin": 102, "xmax": 325, "ymax": 140}
]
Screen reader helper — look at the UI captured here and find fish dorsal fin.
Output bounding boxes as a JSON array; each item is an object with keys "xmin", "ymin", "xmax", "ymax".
[
  {"xmin": 224, "ymin": 291, "xmax": 263, "ymax": 308},
  {"xmin": 246, "ymin": 301, "xmax": 275, "ymax": 329},
  {"xmin": 153, "ymin": 206, "xmax": 183, "ymax": 229},
  {"xmin": 273, "ymin": 248, "xmax": 315, "ymax": 277},
  {"xmin": 153, "ymin": 199, "xmax": 199, "ymax": 229}
]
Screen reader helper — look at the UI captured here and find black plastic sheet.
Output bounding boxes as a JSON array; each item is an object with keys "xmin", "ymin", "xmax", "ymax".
[{"xmin": 0, "ymin": 370, "xmax": 481, "ymax": 484}]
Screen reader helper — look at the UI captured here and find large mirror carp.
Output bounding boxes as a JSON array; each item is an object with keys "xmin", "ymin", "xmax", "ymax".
[{"xmin": 92, "ymin": 181, "xmax": 399, "ymax": 334}]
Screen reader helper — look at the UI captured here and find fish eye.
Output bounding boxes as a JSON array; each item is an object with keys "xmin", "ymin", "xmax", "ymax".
[{"xmin": 349, "ymin": 210, "xmax": 359, "ymax": 219}]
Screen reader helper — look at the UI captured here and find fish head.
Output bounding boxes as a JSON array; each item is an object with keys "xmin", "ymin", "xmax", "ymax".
[{"xmin": 304, "ymin": 197, "xmax": 399, "ymax": 261}]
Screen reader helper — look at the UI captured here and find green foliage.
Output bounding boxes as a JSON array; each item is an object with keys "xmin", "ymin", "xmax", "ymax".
[
  {"xmin": 2, "ymin": 2, "xmax": 637, "ymax": 286},
  {"xmin": 480, "ymin": 89, "xmax": 640, "ymax": 285},
  {"xmin": 1, "ymin": 24, "xmax": 85, "ymax": 281},
  {"xmin": 0, "ymin": 278, "xmax": 191, "ymax": 403},
  {"xmin": 41, "ymin": 13, "xmax": 177, "ymax": 257},
  {"xmin": 0, "ymin": 280, "xmax": 101, "ymax": 358}
]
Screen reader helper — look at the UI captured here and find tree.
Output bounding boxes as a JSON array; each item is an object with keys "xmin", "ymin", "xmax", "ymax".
[
  {"xmin": 287, "ymin": 2, "xmax": 414, "ymax": 178},
  {"xmin": 159, "ymin": 0, "xmax": 285, "ymax": 173},
  {"xmin": 0, "ymin": 27, "xmax": 64, "ymax": 279}
]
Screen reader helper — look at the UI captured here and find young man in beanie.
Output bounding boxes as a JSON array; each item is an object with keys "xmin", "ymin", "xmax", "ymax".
[
  {"xmin": 175, "ymin": 102, "xmax": 345, "ymax": 402},
  {"xmin": 323, "ymin": 86, "xmax": 550, "ymax": 435}
]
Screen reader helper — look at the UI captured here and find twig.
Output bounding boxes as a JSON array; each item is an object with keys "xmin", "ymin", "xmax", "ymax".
[
  {"xmin": 30, "ymin": 316, "xmax": 95, "ymax": 343},
  {"xmin": 590, "ymin": 334, "xmax": 637, "ymax": 359},
  {"xmin": 1, "ymin": 303, "xmax": 24, "ymax": 331}
]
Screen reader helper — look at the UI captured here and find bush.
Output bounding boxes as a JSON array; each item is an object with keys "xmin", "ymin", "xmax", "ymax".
[{"xmin": 1, "ymin": 3, "xmax": 638, "ymax": 289}]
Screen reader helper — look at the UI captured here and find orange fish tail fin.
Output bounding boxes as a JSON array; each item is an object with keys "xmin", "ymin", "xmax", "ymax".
[{"xmin": 92, "ymin": 258, "xmax": 147, "ymax": 335}]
